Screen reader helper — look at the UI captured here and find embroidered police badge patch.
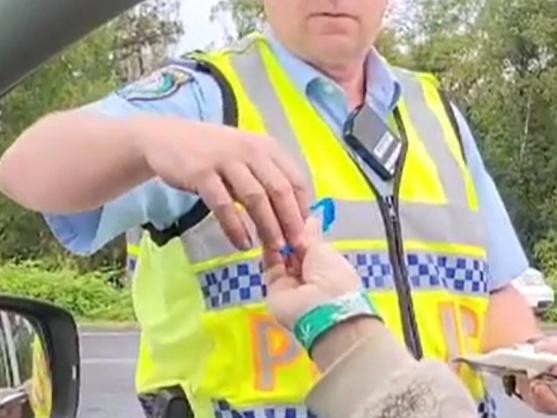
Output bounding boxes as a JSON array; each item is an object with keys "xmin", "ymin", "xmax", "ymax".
[{"xmin": 117, "ymin": 67, "xmax": 192, "ymax": 101}]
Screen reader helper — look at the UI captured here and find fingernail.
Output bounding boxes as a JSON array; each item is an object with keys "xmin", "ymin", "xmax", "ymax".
[{"xmin": 240, "ymin": 236, "xmax": 253, "ymax": 251}]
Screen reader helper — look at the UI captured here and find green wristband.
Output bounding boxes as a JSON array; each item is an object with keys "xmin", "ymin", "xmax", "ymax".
[{"xmin": 293, "ymin": 290, "xmax": 381, "ymax": 355}]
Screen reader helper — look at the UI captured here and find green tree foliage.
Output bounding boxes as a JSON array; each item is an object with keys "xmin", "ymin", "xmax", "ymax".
[
  {"xmin": 0, "ymin": 25, "xmax": 120, "ymax": 266},
  {"xmin": 212, "ymin": 0, "xmax": 264, "ymax": 40},
  {"xmin": 0, "ymin": 0, "xmax": 183, "ymax": 271},
  {"xmin": 0, "ymin": 261, "xmax": 134, "ymax": 321},
  {"xmin": 437, "ymin": 0, "xmax": 557, "ymax": 259}
]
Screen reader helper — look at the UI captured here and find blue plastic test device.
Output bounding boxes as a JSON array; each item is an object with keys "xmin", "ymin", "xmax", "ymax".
[{"xmin": 280, "ymin": 198, "xmax": 336, "ymax": 257}]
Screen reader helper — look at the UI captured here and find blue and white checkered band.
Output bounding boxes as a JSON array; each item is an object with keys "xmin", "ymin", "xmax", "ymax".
[{"xmin": 199, "ymin": 252, "xmax": 489, "ymax": 310}]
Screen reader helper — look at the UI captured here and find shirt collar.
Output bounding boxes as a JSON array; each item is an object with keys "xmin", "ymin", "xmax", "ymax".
[{"xmin": 262, "ymin": 26, "xmax": 402, "ymax": 114}]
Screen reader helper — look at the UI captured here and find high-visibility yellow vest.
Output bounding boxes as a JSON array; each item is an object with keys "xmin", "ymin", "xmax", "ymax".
[
  {"xmin": 126, "ymin": 227, "xmax": 142, "ymax": 278},
  {"xmin": 29, "ymin": 335, "xmax": 51, "ymax": 418},
  {"xmin": 133, "ymin": 33, "xmax": 492, "ymax": 418}
]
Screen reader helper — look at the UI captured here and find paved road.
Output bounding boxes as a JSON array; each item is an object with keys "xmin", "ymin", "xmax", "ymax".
[
  {"xmin": 79, "ymin": 330, "xmax": 549, "ymax": 418},
  {"xmin": 79, "ymin": 330, "xmax": 143, "ymax": 418}
]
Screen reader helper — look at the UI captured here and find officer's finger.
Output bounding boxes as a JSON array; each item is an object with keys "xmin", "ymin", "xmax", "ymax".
[
  {"xmin": 197, "ymin": 175, "xmax": 252, "ymax": 250},
  {"xmin": 303, "ymin": 216, "xmax": 324, "ymax": 247},
  {"xmin": 531, "ymin": 381, "xmax": 557, "ymax": 414},
  {"xmin": 249, "ymin": 159, "xmax": 306, "ymax": 250},
  {"xmin": 222, "ymin": 164, "xmax": 286, "ymax": 251},
  {"xmin": 263, "ymin": 249, "xmax": 283, "ymax": 271},
  {"xmin": 269, "ymin": 144, "xmax": 311, "ymax": 218},
  {"xmin": 262, "ymin": 247, "xmax": 286, "ymax": 284},
  {"xmin": 533, "ymin": 337, "xmax": 557, "ymax": 353}
]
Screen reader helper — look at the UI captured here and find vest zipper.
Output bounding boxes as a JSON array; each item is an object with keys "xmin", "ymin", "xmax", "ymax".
[
  {"xmin": 382, "ymin": 194, "xmax": 423, "ymax": 359},
  {"xmin": 342, "ymin": 108, "xmax": 423, "ymax": 359},
  {"xmin": 378, "ymin": 109, "xmax": 423, "ymax": 360}
]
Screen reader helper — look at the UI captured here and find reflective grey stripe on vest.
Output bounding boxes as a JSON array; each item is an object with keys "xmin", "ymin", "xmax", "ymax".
[
  {"xmin": 182, "ymin": 200, "xmax": 484, "ymax": 264},
  {"xmin": 393, "ymin": 69, "xmax": 469, "ymax": 208},
  {"xmin": 126, "ymin": 227, "xmax": 143, "ymax": 246},
  {"xmin": 179, "ymin": 40, "xmax": 484, "ymax": 265},
  {"xmin": 228, "ymin": 41, "xmax": 316, "ymax": 203}
]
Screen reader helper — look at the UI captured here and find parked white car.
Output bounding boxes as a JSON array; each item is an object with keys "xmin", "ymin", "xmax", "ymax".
[{"xmin": 512, "ymin": 268, "xmax": 555, "ymax": 314}]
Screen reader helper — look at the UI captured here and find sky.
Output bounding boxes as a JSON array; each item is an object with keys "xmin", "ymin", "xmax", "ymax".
[{"xmin": 175, "ymin": 0, "xmax": 233, "ymax": 54}]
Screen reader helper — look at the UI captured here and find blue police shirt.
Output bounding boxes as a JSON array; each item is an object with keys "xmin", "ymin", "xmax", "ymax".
[{"xmin": 44, "ymin": 32, "xmax": 528, "ymax": 291}]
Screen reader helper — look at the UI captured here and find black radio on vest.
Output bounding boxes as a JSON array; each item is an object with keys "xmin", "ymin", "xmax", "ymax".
[{"xmin": 343, "ymin": 105, "xmax": 403, "ymax": 181}]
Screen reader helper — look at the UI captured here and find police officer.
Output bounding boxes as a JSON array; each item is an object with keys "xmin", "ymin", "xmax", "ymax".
[{"xmin": 1, "ymin": 1, "xmax": 557, "ymax": 417}]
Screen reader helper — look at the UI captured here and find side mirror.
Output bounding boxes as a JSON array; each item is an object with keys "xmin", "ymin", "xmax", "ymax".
[{"xmin": 0, "ymin": 295, "xmax": 79, "ymax": 418}]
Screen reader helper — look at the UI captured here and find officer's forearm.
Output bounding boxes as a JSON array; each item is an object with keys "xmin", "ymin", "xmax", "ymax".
[
  {"xmin": 482, "ymin": 284, "xmax": 542, "ymax": 352},
  {"xmin": 0, "ymin": 111, "xmax": 154, "ymax": 213}
]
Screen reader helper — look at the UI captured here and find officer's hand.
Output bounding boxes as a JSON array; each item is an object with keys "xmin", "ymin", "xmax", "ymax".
[
  {"xmin": 517, "ymin": 337, "xmax": 557, "ymax": 415},
  {"xmin": 138, "ymin": 119, "xmax": 310, "ymax": 251},
  {"xmin": 262, "ymin": 217, "xmax": 361, "ymax": 331}
]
